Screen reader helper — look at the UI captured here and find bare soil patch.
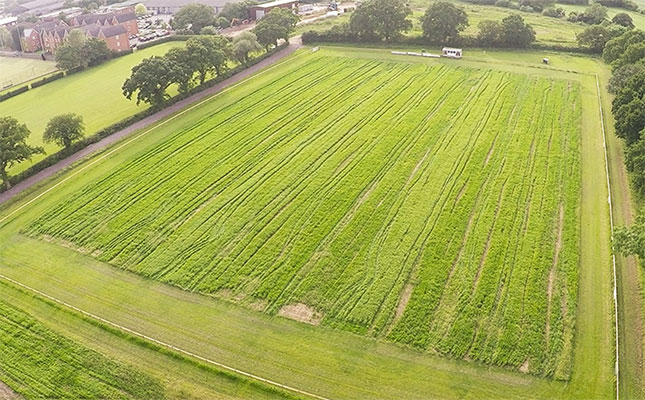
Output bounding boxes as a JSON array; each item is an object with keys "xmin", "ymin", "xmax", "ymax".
[{"xmin": 278, "ymin": 303, "xmax": 322, "ymax": 325}]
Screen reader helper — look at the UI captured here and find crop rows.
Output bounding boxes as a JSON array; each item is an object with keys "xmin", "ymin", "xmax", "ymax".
[
  {"xmin": 27, "ymin": 55, "xmax": 582, "ymax": 378},
  {"xmin": 0, "ymin": 299, "xmax": 165, "ymax": 398}
]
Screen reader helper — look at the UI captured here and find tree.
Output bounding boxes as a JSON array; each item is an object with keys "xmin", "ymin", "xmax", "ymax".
[
  {"xmin": 254, "ymin": 22, "xmax": 286, "ymax": 49},
  {"xmin": 603, "ymin": 29, "xmax": 645, "ymax": 65},
  {"xmin": 172, "ymin": 3, "xmax": 216, "ymax": 34},
  {"xmin": 164, "ymin": 46, "xmax": 195, "ymax": 93},
  {"xmin": 624, "ymin": 132, "xmax": 645, "ymax": 194},
  {"xmin": 218, "ymin": 1, "xmax": 255, "ymax": 21},
  {"xmin": 200, "ymin": 25, "xmax": 218, "ymax": 35},
  {"xmin": 612, "ymin": 12, "xmax": 634, "ymax": 28},
  {"xmin": 421, "ymin": 2, "xmax": 468, "ymax": 44},
  {"xmin": 477, "ymin": 20, "xmax": 501, "ymax": 46},
  {"xmin": 542, "ymin": 7, "xmax": 565, "ymax": 17},
  {"xmin": 615, "ymin": 212, "xmax": 645, "ymax": 259},
  {"xmin": 85, "ymin": 38, "xmax": 110, "ymax": 66},
  {"xmin": 612, "ymin": 69, "xmax": 645, "ymax": 145},
  {"xmin": 185, "ymin": 35, "xmax": 232, "ymax": 83},
  {"xmin": 215, "ymin": 17, "xmax": 230, "ymax": 28},
  {"xmin": 0, "ymin": 117, "xmax": 44, "ymax": 190},
  {"xmin": 135, "ymin": 3, "xmax": 147, "ymax": 15},
  {"xmin": 582, "ymin": 3, "xmax": 608, "ymax": 24},
  {"xmin": 608, "ymin": 60, "xmax": 645, "ymax": 94},
  {"xmin": 55, "ymin": 29, "xmax": 88, "ymax": 70},
  {"xmin": 259, "ymin": 7, "xmax": 299, "ymax": 42},
  {"xmin": 122, "ymin": 56, "xmax": 179, "ymax": 107},
  {"xmin": 349, "ymin": 0, "xmax": 412, "ymax": 41},
  {"xmin": 0, "ymin": 26, "xmax": 14, "ymax": 50},
  {"xmin": 576, "ymin": 25, "xmax": 610, "ymax": 52},
  {"xmin": 232, "ymin": 31, "xmax": 262, "ymax": 63},
  {"xmin": 43, "ymin": 113, "xmax": 85, "ymax": 149},
  {"xmin": 499, "ymin": 14, "xmax": 535, "ymax": 47}
]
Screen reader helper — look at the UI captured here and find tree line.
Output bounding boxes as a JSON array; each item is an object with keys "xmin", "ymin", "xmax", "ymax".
[
  {"xmin": 303, "ymin": 0, "xmax": 537, "ymax": 48},
  {"xmin": 123, "ymin": 8, "xmax": 297, "ymax": 108},
  {"xmin": 595, "ymin": 29, "xmax": 645, "ymax": 258}
]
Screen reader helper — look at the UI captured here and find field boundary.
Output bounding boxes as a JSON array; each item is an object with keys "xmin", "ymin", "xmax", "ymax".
[
  {"xmin": 0, "ymin": 273, "xmax": 330, "ymax": 400},
  {"xmin": 596, "ymin": 73, "xmax": 620, "ymax": 400}
]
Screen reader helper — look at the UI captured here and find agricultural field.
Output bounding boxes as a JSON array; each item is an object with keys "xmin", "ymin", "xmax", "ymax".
[
  {"xmin": 0, "ymin": 300, "xmax": 164, "ymax": 399},
  {"xmin": 26, "ymin": 54, "xmax": 582, "ymax": 377},
  {"xmin": 0, "ymin": 46, "xmax": 622, "ymax": 399},
  {"xmin": 0, "ymin": 41, "xmax": 182, "ymax": 175},
  {"xmin": 0, "ymin": 56, "xmax": 57, "ymax": 89}
]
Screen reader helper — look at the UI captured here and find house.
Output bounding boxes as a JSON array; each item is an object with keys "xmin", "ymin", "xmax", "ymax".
[
  {"xmin": 248, "ymin": 0, "xmax": 298, "ymax": 20},
  {"xmin": 84, "ymin": 24, "xmax": 129, "ymax": 52},
  {"xmin": 441, "ymin": 47, "xmax": 462, "ymax": 59}
]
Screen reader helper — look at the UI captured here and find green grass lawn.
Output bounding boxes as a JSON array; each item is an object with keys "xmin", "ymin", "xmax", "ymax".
[
  {"xmin": 0, "ymin": 56, "xmax": 57, "ymax": 89},
  {"xmin": 1, "ymin": 42, "xmax": 183, "ymax": 175},
  {"xmin": 0, "ymin": 46, "xmax": 620, "ymax": 399}
]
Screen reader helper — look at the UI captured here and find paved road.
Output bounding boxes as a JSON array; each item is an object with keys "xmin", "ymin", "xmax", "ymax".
[{"xmin": 0, "ymin": 39, "xmax": 302, "ymax": 206}]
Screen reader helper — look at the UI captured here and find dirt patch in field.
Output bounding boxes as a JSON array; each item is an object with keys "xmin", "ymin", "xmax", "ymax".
[
  {"xmin": 0, "ymin": 380, "xmax": 20, "ymax": 400},
  {"xmin": 519, "ymin": 359, "xmax": 530, "ymax": 374},
  {"xmin": 41, "ymin": 234, "xmax": 92, "ymax": 255},
  {"xmin": 278, "ymin": 303, "xmax": 322, "ymax": 325},
  {"xmin": 388, "ymin": 283, "xmax": 415, "ymax": 333}
]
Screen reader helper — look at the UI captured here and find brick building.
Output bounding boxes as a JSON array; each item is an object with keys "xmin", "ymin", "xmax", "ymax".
[{"xmin": 18, "ymin": 8, "xmax": 137, "ymax": 54}]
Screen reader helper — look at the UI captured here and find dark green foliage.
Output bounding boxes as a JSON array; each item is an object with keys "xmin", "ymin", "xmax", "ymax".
[
  {"xmin": 608, "ymin": 60, "xmax": 645, "ymax": 94},
  {"xmin": 349, "ymin": 0, "xmax": 412, "ymax": 41},
  {"xmin": 569, "ymin": 3, "xmax": 608, "ymax": 24},
  {"xmin": 29, "ymin": 71, "xmax": 65, "ymax": 88},
  {"xmin": 218, "ymin": 0, "xmax": 256, "ymax": 21},
  {"xmin": 122, "ymin": 55, "xmax": 179, "ymax": 107},
  {"xmin": 421, "ymin": 1, "xmax": 469, "ymax": 43},
  {"xmin": 615, "ymin": 213, "xmax": 645, "ymax": 259},
  {"xmin": 254, "ymin": 7, "xmax": 298, "ymax": 48},
  {"xmin": 603, "ymin": 29, "xmax": 645, "ymax": 65},
  {"xmin": 0, "ymin": 85, "xmax": 29, "ymax": 102},
  {"xmin": 0, "ymin": 300, "xmax": 165, "ymax": 399},
  {"xmin": 43, "ymin": 113, "xmax": 85, "ymax": 149},
  {"xmin": 55, "ymin": 31, "xmax": 112, "ymax": 70},
  {"xmin": 172, "ymin": 3, "xmax": 216, "ymax": 34},
  {"xmin": 0, "ymin": 116, "xmax": 43, "ymax": 189},
  {"xmin": 612, "ymin": 69, "xmax": 645, "ymax": 145},
  {"xmin": 612, "ymin": 12, "xmax": 635, "ymax": 28},
  {"xmin": 542, "ymin": 7, "xmax": 565, "ymax": 17},
  {"xmin": 576, "ymin": 25, "xmax": 610, "ymax": 52}
]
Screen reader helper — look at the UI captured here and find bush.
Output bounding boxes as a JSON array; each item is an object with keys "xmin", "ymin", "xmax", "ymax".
[
  {"xmin": 542, "ymin": 7, "xmax": 565, "ymax": 17},
  {"xmin": 0, "ymin": 85, "xmax": 29, "ymax": 102},
  {"xmin": 495, "ymin": 0, "xmax": 513, "ymax": 7},
  {"xmin": 30, "ymin": 71, "xmax": 65, "ymax": 88}
]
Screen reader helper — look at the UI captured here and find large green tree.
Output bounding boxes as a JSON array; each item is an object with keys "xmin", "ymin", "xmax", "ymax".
[
  {"xmin": 576, "ymin": 25, "xmax": 610, "ymax": 53},
  {"xmin": 602, "ymin": 29, "xmax": 645, "ymax": 65},
  {"xmin": 612, "ymin": 69, "xmax": 645, "ymax": 145},
  {"xmin": 477, "ymin": 20, "xmax": 501, "ymax": 46},
  {"xmin": 253, "ymin": 8, "xmax": 297, "ymax": 49},
  {"xmin": 55, "ymin": 29, "xmax": 88, "ymax": 70},
  {"xmin": 185, "ymin": 35, "xmax": 232, "ymax": 83},
  {"xmin": 499, "ymin": 14, "xmax": 535, "ymax": 48},
  {"xmin": 349, "ymin": 0, "xmax": 412, "ymax": 41},
  {"xmin": 232, "ymin": 31, "xmax": 262, "ymax": 63},
  {"xmin": 0, "ymin": 117, "xmax": 44, "ymax": 190},
  {"xmin": 122, "ymin": 56, "xmax": 179, "ymax": 107},
  {"xmin": 421, "ymin": 1, "xmax": 468, "ymax": 43},
  {"xmin": 43, "ymin": 113, "xmax": 85, "ymax": 149},
  {"xmin": 218, "ymin": 0, "xmax": 256, "ymax": 21},
  {"xmin": 612, "ymin": 12, "xmax": 634, "ymax": 28},
  {"xmin": 172, "ymin": 3, "xmax": 216, "ymax": 34},
  {"xmin": 164, "ymin": 46, "xmax": 195, "ymax": 93}
]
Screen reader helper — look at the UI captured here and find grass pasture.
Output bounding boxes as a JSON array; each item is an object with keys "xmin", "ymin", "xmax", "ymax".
[
  {"xmin": 0, "ymin": 47, "xmax": 619, "ymax": 398},
  {"xmin": 0, "ymin": 56, "xmax": 57, "ymax": 89},
  {"xmin": 0, "ymin": 42, "xmax": 182, "ymax": 175}
]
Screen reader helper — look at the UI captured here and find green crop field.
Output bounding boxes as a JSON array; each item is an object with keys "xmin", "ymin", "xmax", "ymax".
[
  {"xmin": 0, "ymin": 56, "xmax": 57, "ymax": 89},
  {"xmin": 0, "ymin": 299, "xmax": 165, "ymax": 399},
  {"xmin": 0, "ymin": 42, "xmax": 182, "ymax": 175},
  {"xmin": 0, "ymin": 46, "xmax": 627, "ymax": 399},
  {"xmin": 26, "ymin": 54, "xmax": 582, "ymax": 378}
]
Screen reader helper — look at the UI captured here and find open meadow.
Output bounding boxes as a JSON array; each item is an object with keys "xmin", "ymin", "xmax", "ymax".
[
  {"xmin": 0, "ymin": 46, "xmax": 624, "ymax": 398},
  {"xmin": 0, "ymin": 56, "xmax": 57, "ymax": 89},
  {"xmin": 0, "ymin": 41, "xmax": 182, "ymax": 175}
]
